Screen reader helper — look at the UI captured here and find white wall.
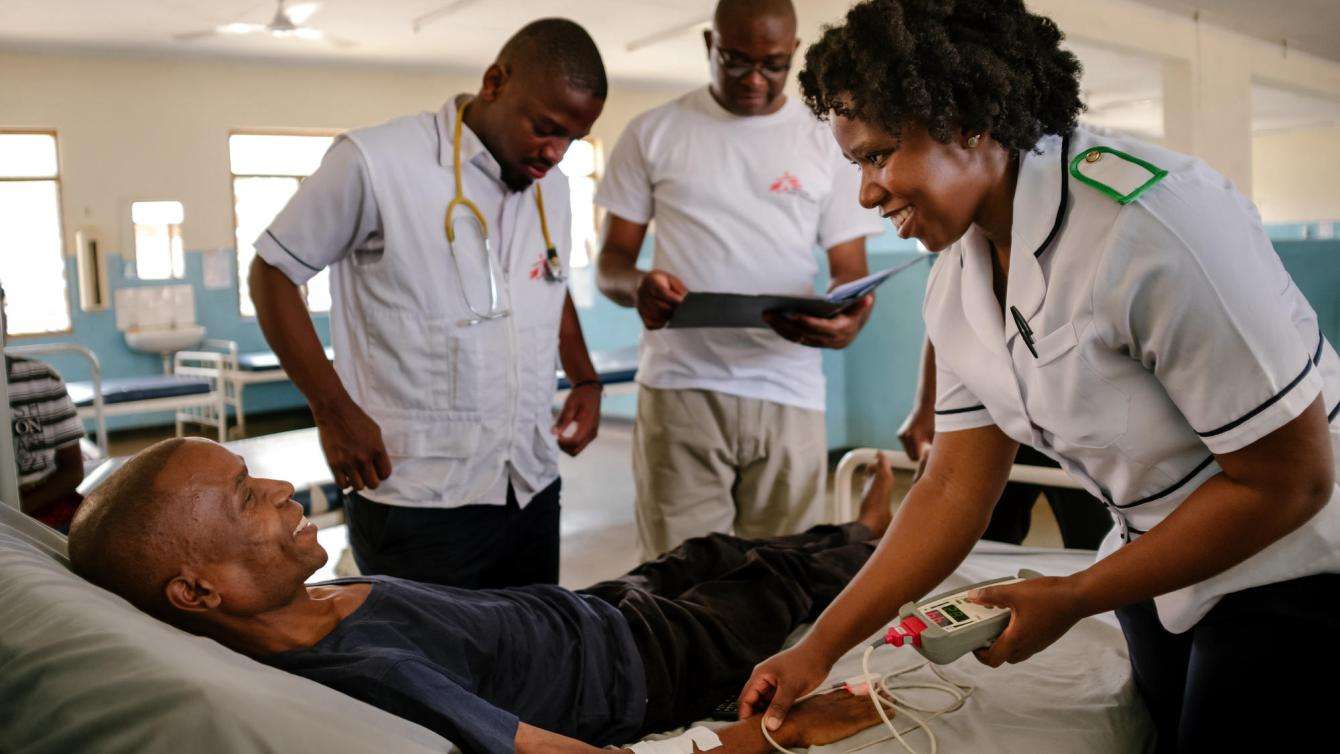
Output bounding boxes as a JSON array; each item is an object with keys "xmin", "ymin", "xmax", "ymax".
[
  {"xmin": 0, "ymin": 49, "xmax": 688, "ymax": 256},
  {"xmin": 1253, "ymin": 125, "xmax": 1340, "ymax": 224}
]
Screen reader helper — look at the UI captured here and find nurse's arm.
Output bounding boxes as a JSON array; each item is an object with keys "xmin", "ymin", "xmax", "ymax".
[
  {"xmin": 738, "ymin": 424, "xmax": 1018, "ymax": 729},
  {"xmin": 801, "ymin": 423, "xmax": 1018, "ymax": 658},
  {"xmin": 1070, "ymin": 396, "xmax": 1333, "ymax": 616},
  {"xmin": 596, "ymin": 213, "xmax": 687, "ymax": 329},
  {"xmin": 249, "ymin": 256, "xmax": 392, "ymax": 491}
]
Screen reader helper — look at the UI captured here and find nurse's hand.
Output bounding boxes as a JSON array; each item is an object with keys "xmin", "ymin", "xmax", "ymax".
[
  {"xmin": 763, "ymin": 294, "xmax": 874, "ymax": 349},
  {"xmin": 968, "ymin": 575, "xmax": 1088, "ymax": 667},
  {"xmin": 737, "ymin": 643, "xmax": 833, "ymax": 733},
  {"xmin": 554, "ymin": 384, "xmax": 601, "ymax": 456},
  {"xmin": 634, "ymin": 270, "xmax": 687, "ymax": 330},
  {"xmin": 314, "ymin": 398, "xmax": 393, "ymax": 491}
]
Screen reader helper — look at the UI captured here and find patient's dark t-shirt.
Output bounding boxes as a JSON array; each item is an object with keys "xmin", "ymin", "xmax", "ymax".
[{"xmin": 264, "ymin": 577, "xmax": 647, "ymax": 754}]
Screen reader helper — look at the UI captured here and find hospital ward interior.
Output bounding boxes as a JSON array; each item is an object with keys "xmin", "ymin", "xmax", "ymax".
[{"xmin": 3, "ymin": 0, "xmax": 1340, "ymax": 752}]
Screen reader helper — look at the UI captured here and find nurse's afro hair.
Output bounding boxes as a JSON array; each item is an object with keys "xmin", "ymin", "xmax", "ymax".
[
  {"xmin": 498, "ymin": 18, "xmax": 608, "ymax": 100},
  {"xmin": 798, "ymin": 0, "xmax": 1084, "ymax": 152}
]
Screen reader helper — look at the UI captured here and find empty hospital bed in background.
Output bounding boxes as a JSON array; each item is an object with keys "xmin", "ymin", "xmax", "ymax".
[{"xmin": 191, "ymin": 340, "xmax": 640, "ymax": 440}]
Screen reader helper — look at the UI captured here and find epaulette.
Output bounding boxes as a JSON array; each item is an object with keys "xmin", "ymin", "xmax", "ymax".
[{"xmin": 1069, "ymin": 147, "xmax": 1167, "ymax": 205}]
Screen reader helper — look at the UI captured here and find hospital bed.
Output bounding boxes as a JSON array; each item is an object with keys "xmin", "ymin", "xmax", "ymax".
[
  {"xmin": 57, "ymin": 347, "xmax": 230, "ymax": 443},
  {"xmin": 0, "ymin": 500, "xmax": 1152, "ymax": 754}
]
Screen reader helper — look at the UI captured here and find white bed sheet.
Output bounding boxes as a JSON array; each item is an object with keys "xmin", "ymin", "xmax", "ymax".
[{"xmin": 671, "ymin": 542, "xmax": 1154, "ymax": 754}]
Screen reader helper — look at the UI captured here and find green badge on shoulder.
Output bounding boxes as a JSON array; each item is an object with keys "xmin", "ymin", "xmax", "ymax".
[{"xmin": 1069, "ymin": 147, "xmax": 1168, "ymax": 205}]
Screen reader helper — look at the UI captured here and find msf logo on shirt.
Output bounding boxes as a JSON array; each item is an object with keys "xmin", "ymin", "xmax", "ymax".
[{"xmin": 769, "ymin": 172, "xmax": 803, "ymax": 195}]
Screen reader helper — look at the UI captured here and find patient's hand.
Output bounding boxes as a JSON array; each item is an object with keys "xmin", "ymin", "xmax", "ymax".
[{"xmin": 773, "ymin": 689, "xmax": 886, "ymax": 749}]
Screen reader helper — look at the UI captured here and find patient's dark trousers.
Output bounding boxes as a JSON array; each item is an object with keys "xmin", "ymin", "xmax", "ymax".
[
  {"xmin": 580, "ymin": 523, "xmax": 875, "ymax": 734},
  {"xmin": 1117, "ymin": 572, "xmax": 1340, "ymax": 753}
]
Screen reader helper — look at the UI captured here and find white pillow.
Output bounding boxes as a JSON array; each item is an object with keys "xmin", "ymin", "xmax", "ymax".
[{"xmin": 0, "ymin": 504, "xmax": 454, "ymax": 754}]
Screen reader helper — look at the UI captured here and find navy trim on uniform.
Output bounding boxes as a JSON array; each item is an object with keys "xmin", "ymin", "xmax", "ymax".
[
  {"xmin": 1034, "ymin": 133, "xmax": 1072, "ymax": 258},
  {"xmin": 1196, "ymin": 358, "xmax": 1313, "ymax": 438},
  {"xmin": 1329, "ymin": 401, "xmax": 1339, "ymax": 423},
  {"xmin": 935, "ymin": 404, "xmax": 986, "ymax": 416},
  {"xmin": 265, "ymin": 230, "xmax": 322, "ymax": 273},
  {"xmin": 1315, "ymin": 330, "xmax": 1325, "ymax": 366},
  {"xmin": 1115, "ymin": 454, "xmax": 1215, "ymax": 509}
]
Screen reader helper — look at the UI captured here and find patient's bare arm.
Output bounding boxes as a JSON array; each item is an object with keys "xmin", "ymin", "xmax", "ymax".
[{"xmin": 515, "ymin": 689, "xmax": 883, "ymax": 754}]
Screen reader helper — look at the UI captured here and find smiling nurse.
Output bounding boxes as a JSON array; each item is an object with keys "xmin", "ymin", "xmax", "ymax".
[{"xmin": 737, "ymin": 1, "xmax": 1340, "ymax": 751}]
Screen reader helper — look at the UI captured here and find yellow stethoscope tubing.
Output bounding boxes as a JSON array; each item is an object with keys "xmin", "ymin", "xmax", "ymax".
[{"xmin": 443, "ymin": 102, "xmax": 563, "ymax": 324}]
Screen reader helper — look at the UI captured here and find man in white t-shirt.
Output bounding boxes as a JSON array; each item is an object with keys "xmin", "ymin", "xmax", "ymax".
[{"xmin": 596, "ymin": 0, "xmax": 885, "ymax": 557}]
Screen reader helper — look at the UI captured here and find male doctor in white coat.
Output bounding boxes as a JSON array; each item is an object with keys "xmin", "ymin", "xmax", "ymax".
[{"xmin": 250, "ymin": 19, "xmax": 606, "ymax": 589}]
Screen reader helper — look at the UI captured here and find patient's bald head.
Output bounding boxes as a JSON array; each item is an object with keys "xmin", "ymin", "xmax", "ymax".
[
  {"xmin": 68, "ymin": 438, "xmax": 191, "ymax": 617},
  {"xmin": 69, "ymin": 438, "xmax": 320, "ymax": 626}
]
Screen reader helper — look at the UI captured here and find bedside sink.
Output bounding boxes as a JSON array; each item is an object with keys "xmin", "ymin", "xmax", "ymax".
[{"xmin": 125, "ymin": 325, "xmax": 206, "ymax": 354}]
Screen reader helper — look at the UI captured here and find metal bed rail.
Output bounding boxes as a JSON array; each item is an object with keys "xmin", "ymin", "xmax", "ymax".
[
  {"xmin": 4, "ymin": 342, "xmax": 110, "ymax": 460},
  {"xmin": 173, "ymin": 349, "xmax": 231, "ymax": 442},
  {"xmin": 830, "ymin": 447, "xmax": 1086, "ymax": 523},
  {"xmin": 0, "ymin": 285, "xmax": 18, "ymax": 508}
]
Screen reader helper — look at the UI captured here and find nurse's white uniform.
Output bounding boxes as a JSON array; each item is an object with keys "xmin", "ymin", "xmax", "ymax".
[{"xmin": 925, "ymin": 124, "xmax": 1340, "ymax": 632}]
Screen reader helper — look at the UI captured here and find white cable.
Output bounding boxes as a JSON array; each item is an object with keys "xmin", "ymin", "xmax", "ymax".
[{"xmin": 760, "ymin": 646, "xmax": 972, "ymax": 754}]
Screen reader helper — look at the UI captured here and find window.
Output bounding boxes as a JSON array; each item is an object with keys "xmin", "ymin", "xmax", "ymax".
[
  {"xmin": 558, "ymin": 138, "xmax": 602, "ymax": 269},
  {"xmin": 229, "ymin": 132, "xmax": 336, "ymax": 316},
  {"xmin": 0, "ymin": 131, "xmax": 71, "ymax": 336},
  {"xmin": 130, "ymin": 201, "xmax": 185, "ymax": 280}
]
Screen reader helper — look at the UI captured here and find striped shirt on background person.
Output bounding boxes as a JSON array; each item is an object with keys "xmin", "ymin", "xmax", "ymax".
[{"xmin": 6, "ymin": 355, "xmax": 83, "ymax": 487}]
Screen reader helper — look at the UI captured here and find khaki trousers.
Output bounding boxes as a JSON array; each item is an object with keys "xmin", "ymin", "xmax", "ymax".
[{"xmin": 633, "ymin": 385, "xmax": 827, "ymax": 558}]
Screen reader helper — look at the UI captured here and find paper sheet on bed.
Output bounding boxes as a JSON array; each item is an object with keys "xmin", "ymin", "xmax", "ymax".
[{"xmin": 645, "ymin": 542, "xmax": 1154, "ymax": 753}]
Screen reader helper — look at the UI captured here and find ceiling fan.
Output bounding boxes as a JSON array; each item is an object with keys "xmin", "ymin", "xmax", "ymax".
[{"xmin": 175, "ymin": 1, "xmax": 356, "ymax": 48}]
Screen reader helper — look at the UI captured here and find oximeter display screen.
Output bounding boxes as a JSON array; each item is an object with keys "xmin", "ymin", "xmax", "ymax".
[
  {"xmin": 924, "ymin": 609, "xmax": 952, "ymax": 628},
  {"xmin": 943, "ymin": 604, "xmax": 970, "ymax": 623}
]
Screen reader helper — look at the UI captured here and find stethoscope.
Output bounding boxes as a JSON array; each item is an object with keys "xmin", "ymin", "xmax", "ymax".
[{"xmin": 444, "ymin": 99, "xmax": 565, "ymax": 326}]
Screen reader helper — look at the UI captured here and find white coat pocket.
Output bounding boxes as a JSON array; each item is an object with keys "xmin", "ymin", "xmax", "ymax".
[
  {"xmin": 1021, "ymin": 322, "xmax": 1130, "ymax": 448},
  {"xmin": 361, "ymin": 306, "xmax": 479, "ymax": 413}
]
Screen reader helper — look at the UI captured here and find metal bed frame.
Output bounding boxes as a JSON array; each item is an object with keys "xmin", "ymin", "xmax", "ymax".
[{"xmin": 829, "ymin": 447, "xmax": 1086, "ymax": 523}]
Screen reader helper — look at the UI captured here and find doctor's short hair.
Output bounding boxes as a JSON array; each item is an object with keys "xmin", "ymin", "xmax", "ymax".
[
  {"xmin": 497, "ymin": 18, "xmax": 608, "ymax": 100},
  {"xmin": 68, "ymin": 437, "xmax": 189, "ymax": 619},
  {"xmin": 798, "ymin": 0, "xmax": 1084, "ymax": 153}
]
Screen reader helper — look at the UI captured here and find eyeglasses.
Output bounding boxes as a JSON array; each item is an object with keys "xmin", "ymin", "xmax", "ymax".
[{"xmin": 713, "ymin": 47, "xmax": 792, "ymax": 81}]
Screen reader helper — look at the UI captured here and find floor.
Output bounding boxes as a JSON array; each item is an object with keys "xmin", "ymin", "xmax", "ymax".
[{"xmin": 108, "ymin": 412, "xmax": 1064, "ymax": 589}]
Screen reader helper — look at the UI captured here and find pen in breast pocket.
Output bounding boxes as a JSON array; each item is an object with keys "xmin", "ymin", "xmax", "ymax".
[{"xmin": 1010, "ymin": 306, "xmax": 1038, "ymax": 359}]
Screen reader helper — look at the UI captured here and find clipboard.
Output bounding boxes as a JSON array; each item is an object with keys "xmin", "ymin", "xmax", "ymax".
[{"xmin": 667, "ymin": 255, "xmax": 929, "ymax": 329}]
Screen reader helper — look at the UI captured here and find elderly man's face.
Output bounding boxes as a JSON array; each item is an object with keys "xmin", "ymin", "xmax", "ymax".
[{"xmin": 159, "ymin": 441, "xmax": 326, "ymax": 616}]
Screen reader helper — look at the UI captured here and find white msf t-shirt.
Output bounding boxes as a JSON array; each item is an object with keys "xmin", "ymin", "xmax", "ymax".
[{"xmin": 596, "ymin": 87, "xmax": 884, "ymax": 411}]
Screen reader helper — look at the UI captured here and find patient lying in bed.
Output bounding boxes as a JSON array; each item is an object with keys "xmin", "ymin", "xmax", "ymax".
[{"xmin": 67, "ymin": 438, "xmax": 898, "ymax": 754}]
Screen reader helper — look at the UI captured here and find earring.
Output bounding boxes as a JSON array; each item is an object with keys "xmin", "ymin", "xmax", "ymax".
[{"xmin": 966, "ymin": 134, "xmax": 981, "ymax": 149}]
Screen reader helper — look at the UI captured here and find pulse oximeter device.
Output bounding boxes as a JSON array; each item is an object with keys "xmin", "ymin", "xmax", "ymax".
[{"xmin": 879, "ymin": 569, "xmax": 1042, "ymax": 664}]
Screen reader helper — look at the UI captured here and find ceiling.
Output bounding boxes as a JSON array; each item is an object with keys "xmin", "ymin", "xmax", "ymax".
[
  {"xmin": 2, "ymin": 0, "xmax": 1337, "ymax": 134},
  {"xmin": 0, "ymin": 0, "xmax": 722, "ymax": 87},
  {"xmin": 1127, "ymin": 0, "xmax": 1340, "ymax": 65}
]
